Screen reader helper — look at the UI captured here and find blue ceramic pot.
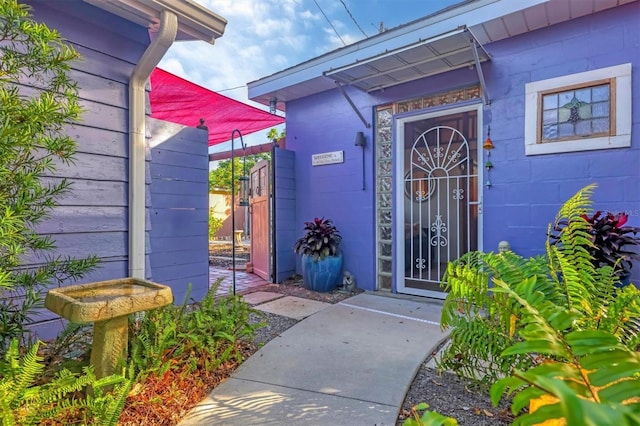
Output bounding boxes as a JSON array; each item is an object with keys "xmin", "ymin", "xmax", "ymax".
[{"xmin": 301, "ymin": 253, "xmax": 343, "ymax": 292}]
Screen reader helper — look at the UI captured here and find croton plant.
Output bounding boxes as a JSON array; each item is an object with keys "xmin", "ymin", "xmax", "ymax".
[
  {"xmin": 581, "ymin": 211, "xmax": 640, "ymax": 278},
  {"xmin": 293, "ymin": 217, "xmax": 342, "ymax": 261}
]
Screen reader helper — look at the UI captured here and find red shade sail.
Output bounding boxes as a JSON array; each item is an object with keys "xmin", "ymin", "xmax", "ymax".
[{"xmin": 149, "ymin": 68, "xmax": 285, "ymax": 146}]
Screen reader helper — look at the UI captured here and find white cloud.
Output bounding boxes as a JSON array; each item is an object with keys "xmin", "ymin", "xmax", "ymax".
[{"xmin": 160, "ymin": 0, "xmax": 462, "ymax": 107}]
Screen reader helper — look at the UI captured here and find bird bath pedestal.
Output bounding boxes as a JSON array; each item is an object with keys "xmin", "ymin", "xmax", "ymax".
[{"xmin": 45, "ymin": 278, "xmax": 173, "ymax": 378}]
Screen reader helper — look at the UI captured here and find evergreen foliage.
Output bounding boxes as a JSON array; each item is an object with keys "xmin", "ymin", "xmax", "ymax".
[
  {"xmin": 439, "ymin": 184, "xmax": 640, "ymax": 385},
  {"xmin": 490, "ymin": 280, "xmax": 640, "ymax": 425},
  {"xmin": 208, "ymin": 153, "xmax": 270, "ymax": 192},
  {"xmin": 128, "ymin": 279, "xmax": 264, "ymax": 380},
  {"xmin": 0, "ymin": 0, "xmax": 99, "ymax": 350},
  {"xmin": 402, "ymin": 402, "xmax": 458, "ymax": 426},
  {"xmin": 0, "ymin": 339, "xmax": 131, "ymax": 426}
]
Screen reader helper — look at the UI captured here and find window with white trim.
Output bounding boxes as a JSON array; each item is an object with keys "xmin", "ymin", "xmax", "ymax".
[{"xmin": 524, "ymin": 63, "xmax": 631, "ymax": 156}]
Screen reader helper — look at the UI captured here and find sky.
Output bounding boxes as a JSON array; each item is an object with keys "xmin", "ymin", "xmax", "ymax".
[{"xmin": 159, "ymin": 0, "xmax": 462, "ymax": 152}]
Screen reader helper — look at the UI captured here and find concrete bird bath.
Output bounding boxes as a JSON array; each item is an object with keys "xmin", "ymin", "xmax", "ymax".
[{"xmin": 45, "ymin": 278, "xmax": 173, "ymax": 378}]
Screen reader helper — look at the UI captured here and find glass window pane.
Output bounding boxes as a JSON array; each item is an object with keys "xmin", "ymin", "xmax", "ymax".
[
  {"xmin": 378, "ymin": 159, "xmax": 392, "ymax": 175},
  {"xmin": 381, "ymin": 143, "xmax": 392, "ymax": 158},
  {"xmin": 558, "ymin": 107, "xmax": 571, "ymax": 122},
  {"xmin": 380, "ymin": 259, "xmax": 392, "ymax": 273},
  {"xmin": 380, "ymin": 226, "xmax": 392, "ymax": 240},
  {"xmin": 575, "ymin": 88, "xmax": 591, "ymax": 103},
  {"xmin": 540, "ymin": 82, "xmax": 612, "ymax": 142},
  {"xmin": 559, "ymin": 91, "xmax": 574, "ymax": 106},
  {"xmin": 379, "ymin": 274, "xmax": 392, "ymax": 289},
  {"xmin": 543, "ymin": 94, "xmax": 558, "ymax": 109},
  {"xmin": 543, "ymin": 125, "xmax": 558, "ymax": 140},
  {"xmin": 591, "ymin": 102, "xmax": 609, "ymax": 118},
  {"xmin": 578, "ymin": 104, "xmax": 591, "ymax": 119},
  {"xmin": 575, "ymin": 121, "xmax": 591, "ymax": 136},
  {"xmin": 379, "ymin": 209, "xmax": 392, "ymax": 224},
  {"xmin": 592, "ymin": 84, "xmax": 609, "ymax": 102},
  {"xmin": 558, "ymin": 123, "xmax": 575, "ymax": 137},
  {"xmin": 378, "ymin": 192, "xmax": 392, "ymax": 208},
  {"xmin": 379, "ymin": 176, "xmax": 392, "ymax": 192},
  {"xmin": 378, "ymin": 109, "xmax": 392, "ymax": 127},
  {"xmin": 543, "ymin": 109, "xmax": 557, "ymax": 124},
  {"xmin": 592, "ymin": 118, "xmax": 609, "ymax": 133},
  {"xmin": 379, "ymin": 128, "xmax": 392, "ymax": 144}
]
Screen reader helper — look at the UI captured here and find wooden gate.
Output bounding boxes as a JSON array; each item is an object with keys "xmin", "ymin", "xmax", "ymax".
[{"xmin": 250, "ymin": 159, "xmax": 270, "ymax": 280}]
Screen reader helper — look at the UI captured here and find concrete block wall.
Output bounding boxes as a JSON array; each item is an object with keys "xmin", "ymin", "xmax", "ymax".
[{"xmin": 481, "ymin": 2, "xmax": 639, "ymax": 269}]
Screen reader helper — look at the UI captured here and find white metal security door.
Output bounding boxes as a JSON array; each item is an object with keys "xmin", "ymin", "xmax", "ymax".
[{"xmin": 396, "ymin": 104, "xmax": 481, "ymax": 298}]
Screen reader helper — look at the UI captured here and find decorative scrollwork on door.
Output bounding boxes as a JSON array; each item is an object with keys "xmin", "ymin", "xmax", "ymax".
[{"xmin": 430, "ymin": 215, "xmax": 448, "ymax": 247}]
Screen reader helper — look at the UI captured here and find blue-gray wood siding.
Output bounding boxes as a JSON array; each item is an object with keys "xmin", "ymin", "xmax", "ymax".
[
  {"xmin": 273, "ymin": 148, "xmax": 297, "ymax": 282},
  {"xmin": 20, "ymin": 1, "xmax": 148, "ymax": 339},
  {"xmin": 148, "ymin": 118, "xmax": 209, "ymax": 303}
]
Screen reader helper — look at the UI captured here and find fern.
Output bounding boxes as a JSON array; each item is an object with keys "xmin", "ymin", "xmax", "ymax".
[
  {"xmin": 128, "ymin": 278, "xmax": 265, "ymax": 380},
  {"xmin": 0, "ymin": 339, "xmax": 44, "ymax": 425},
  {"xmin": 439, "ymin": 251, "xmax": 551, "ymax": 383},
  {"xmin": 403, "ymin": 402, "xmax": 458, "ymax": 426},
  {"xmin": 86, "ymin": 372, "xmax": 133, "ymax": 426},
  {"xmin": 490, "ymin": 278, "xmax": 640, "ymax": 425},
  {"xmin": 0, "ymin": 339, "xmax": 130, "ymax": 425},
  {"xmin": 439, "ymin": 184, "xmax": 640, "ymax": 387}
]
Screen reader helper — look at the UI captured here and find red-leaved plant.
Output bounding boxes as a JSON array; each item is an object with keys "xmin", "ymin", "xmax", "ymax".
[
  {"xmin": 293, "ymin": 217, "xmax": 342, "ymax": 261},
  {"xmin": 581, "ymin": 211, "xmax": 640, "ymax": 278}
]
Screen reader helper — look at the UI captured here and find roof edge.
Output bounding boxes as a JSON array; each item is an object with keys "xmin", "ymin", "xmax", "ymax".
[
  {"xmin": 84, "ymin": 0, "xmax": 227, "ymax": 43},
  {"xmin": 247, "ymin": 0, "xmax": 549, "ymax": 103}
]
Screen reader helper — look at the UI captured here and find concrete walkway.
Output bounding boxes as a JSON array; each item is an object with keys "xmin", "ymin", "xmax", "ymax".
[{"xmin": 179, "ymin": 292, "xmax": 448, "ymax": 426}]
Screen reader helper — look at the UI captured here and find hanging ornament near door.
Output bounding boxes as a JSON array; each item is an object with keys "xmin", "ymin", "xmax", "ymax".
[{"xmin": 483, "ymin": 125, "xmax": 494, "ymax": 189}]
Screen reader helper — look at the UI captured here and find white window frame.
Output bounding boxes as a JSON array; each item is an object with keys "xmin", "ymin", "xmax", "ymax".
[{"xmin": 524, "ymin": 63, "xmax": 631, "ymax": 156}]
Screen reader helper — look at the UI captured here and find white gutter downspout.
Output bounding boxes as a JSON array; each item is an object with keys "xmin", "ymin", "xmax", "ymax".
[{"xmin": 129, "ymin": 10, "xmax": 178, "ymax": 279}]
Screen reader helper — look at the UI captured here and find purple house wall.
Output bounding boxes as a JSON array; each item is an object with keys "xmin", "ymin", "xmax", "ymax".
[
  {"xmin": 481, "ymin": 4, "xmax": 639, "ymax": 261},
  {"xmin": 16, "ymin": 1, "xmax": 211, "ymax": 338},
  {"xmin": 264, "ymin": 1, "xmax": 639, "ymax": 293}
]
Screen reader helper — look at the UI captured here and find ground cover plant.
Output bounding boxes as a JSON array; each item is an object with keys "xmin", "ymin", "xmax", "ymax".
[
  {"xmin": 415, "ymin": 184, "xmax": 640, "ymax": 425},
  {"xmin": 1, "ymin": 279, "xmax": 263, "ymax": 425},
  {"xmin": 119, "ymin": 280, "xmax": 263, "ymax": 424}
]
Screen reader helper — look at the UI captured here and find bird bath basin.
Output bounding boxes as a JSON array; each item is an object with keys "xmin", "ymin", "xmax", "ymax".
[{"xmin": 45, "ymin": 278, "xmax": 173, "ymax": 378}]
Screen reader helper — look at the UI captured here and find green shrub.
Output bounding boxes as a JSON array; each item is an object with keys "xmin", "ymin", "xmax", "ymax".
[
  {"xmin": 0, "ymin": 339, "xmax": 130, "ymax": 426},
  {"xmin": 439, "ymin": 184, "xmax": 640, "ymax": 386},
  {"xmin": 0, "ymin": 0, "xmax": 99, "ymax": 351},
  {"xmin": 412, "ymin": 184, "xmax": 640, "ymax": 425},
  {"xmin": 490, "ymin": 279, "xmax": 640, "ymax": 425},
  {"xmin": 209, "ymin": 208, "xmax": 224, "ymax": 240},
  {"xmin": 402, "ymin": 402, "xmax": 458, "ymax": 426},
  {"xmin": 128, "ymin": 279, "xmax": 264, "ymax": 380}
]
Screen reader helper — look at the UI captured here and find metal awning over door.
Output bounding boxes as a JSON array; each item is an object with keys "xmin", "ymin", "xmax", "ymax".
[{"xmin": 324, "ymin": 26, "xmax": 491, "ymax": 102}]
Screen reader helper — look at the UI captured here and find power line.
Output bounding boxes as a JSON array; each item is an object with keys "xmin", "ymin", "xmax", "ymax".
[
  {"xmin": 339, "ymin": 0, "xmax": 368, "ymax": 38},
  {"xmin": 312, "ymin": 0, "xmax": 346, "ymax": 46},
  {"xmin": 216, "ymin": 85, "xmax": 246, "ymax": 93}
]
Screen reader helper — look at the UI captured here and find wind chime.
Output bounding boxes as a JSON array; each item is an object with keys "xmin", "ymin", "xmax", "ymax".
[{"xmin": 483, "ymin": 125, "xmax": 494, "ymax": 188}]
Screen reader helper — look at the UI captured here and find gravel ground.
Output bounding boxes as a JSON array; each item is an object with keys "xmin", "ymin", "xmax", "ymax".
[
  {"xmin": 213, "ymin": 244, "xmax": 513, "ymax": 425},
  {"xmin": 397, "ymin": 364, "xmax": 513, "ymax": 425}
]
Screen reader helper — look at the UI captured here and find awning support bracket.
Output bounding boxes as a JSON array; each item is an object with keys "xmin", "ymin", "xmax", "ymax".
[
  {"xmin": 335, "ymin": 81, "xmax": 371, "ymax": 128},
  {"xmin": 469, "ymin": 37, "xmax": 491, "ymax": 106}
]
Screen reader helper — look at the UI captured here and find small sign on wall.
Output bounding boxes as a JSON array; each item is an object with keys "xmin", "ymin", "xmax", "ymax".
[{"xmin": 312, "ymin": 150, "xmax": 344, "ymax": 166}]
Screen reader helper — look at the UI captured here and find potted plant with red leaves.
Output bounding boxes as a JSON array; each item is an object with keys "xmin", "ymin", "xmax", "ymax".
[
  {"xmin": 581, "ymin": 211, "xmax": 640, "ymax": 283},
  {"xmin": 293, "ymin": 217, "xmax": 343, "ymax": 292}
]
